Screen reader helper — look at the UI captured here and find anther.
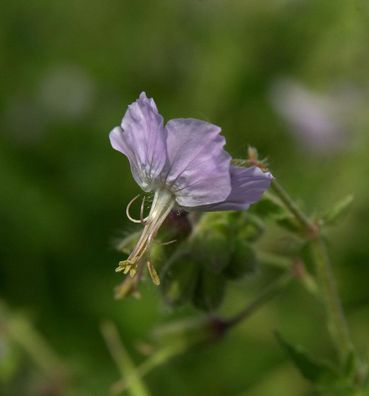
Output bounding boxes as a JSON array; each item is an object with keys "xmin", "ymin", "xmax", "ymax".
[
  {"xmin": 160, "ymin": 239, "xmax": 177, "ymax": 246},
  {"xmin": 146, "ymin": 260, "xmax": 160, "ymax": 285}
]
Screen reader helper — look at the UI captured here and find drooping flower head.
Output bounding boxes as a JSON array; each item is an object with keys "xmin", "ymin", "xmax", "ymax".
[{"xmin": 110, "ymin": 93, "xmax": 273, "ymax": 283}]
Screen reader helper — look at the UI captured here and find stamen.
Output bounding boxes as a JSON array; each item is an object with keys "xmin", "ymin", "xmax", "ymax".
[
  {"xmin": 114, "ymin": 261, "xmax": 145, "ymax": 299},
  {"xmin": 160, "ymin": 239, "xmax": 177, "ymax": 246},
  {"xmin": 147, "ymin": 260, "xmax": 160, "ymax": 285},
  {"xmin": 119, "ymin": 189, "xmax": 175, "ymax": 286}
]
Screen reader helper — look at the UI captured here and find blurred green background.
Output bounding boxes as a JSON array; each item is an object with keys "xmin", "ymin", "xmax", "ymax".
[{"xmin": 1, "ymin": 0, "xmax": 369, "ymax": 395}]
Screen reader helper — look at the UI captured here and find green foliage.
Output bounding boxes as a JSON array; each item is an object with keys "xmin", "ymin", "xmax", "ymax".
[
  {"xmin": 159, "ymin": 210, "xmax": 265, "ymax": 311},
  {"xmin": 1, "ymin": 0, "xmax": 368, "ymax": 394},
  {"xmin": 275, "ymin": 333, "xmax": 369, "ymax": 396},
  {"xmin": 101, "ymin": 321, "xmax": 151, "ymax": 396},
  {"xmin": 275, "ymin": 332, "xmax": 338, "ymax": 384},
  {"xmin": 321, "ymin": 195, "xmax": 354, "ymax": 227}
]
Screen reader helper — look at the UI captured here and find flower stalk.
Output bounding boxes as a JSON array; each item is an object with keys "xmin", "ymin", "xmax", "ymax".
[
  {"xmin": 271, "ymin": 179, "xmax": 354, "ymax": 363},
  {"xmin": 223, "ymin": 272, "xmax": 293, "ymax": 329},
  {"xmin": 271, "ymin": 179, "xmax": 318, "ymax": 237},
  {"xmin": 310, "ymin": 238, "xmax": 353, "ymax": 361}
]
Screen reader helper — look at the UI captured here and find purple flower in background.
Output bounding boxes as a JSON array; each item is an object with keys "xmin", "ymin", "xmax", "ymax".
[
  {"xmin": 110, "ymin": 93, "xmax": 273, "ymax": 282},
  {"xmin": 270, "ymin": 79, "xmax": 355, "ymax": 155}
]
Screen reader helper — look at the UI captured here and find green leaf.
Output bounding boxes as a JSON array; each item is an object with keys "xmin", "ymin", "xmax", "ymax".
[
  {"xmin": 275, "ymin": 332, "xmax": 338, "ymax": 384},
  {"xmin": 322, "ymin": 195, "xmax": 354, "ymax": 226}
]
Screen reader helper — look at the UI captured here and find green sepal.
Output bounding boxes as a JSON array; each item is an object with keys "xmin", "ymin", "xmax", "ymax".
[
  {"xmin": 191, "ymin": 212, "xmax": 233, "ymax": 273},
  {"xmin": 160, "ymin": 245, "xmax": 199, "ymax": 306},
  {"xmin": 250, "ymin": 193, "xmax": 286, "ymax": 220},
  {"xmin": 192, "ymin": 270, "xmax": 226, "ymax": 312},
  {"xmin": 231, "ymin": 158, "xmax": 249, "ymax": 167},
  {"xmin": 158, "ymin": 211, "xmax": 192, "ymax": 242},
  {"xmin": 223, "ymin": 239, "xmax": 257, "ymax": 280},
  {"xmin": 237, "ymin": 213, "xmax": 265, "ymax": 242},
  {"xmin": 191, "ymin": 229, "xmax": 230, "ymax": 274}
]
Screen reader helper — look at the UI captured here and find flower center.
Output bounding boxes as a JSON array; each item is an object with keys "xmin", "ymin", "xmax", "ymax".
[{"xmin": 116, "ymin": 189, "xmax": 175, "ymax": 282}]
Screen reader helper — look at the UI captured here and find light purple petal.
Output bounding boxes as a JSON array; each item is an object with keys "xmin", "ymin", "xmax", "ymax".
[
  {"xmin": 185, "ymin": 166, "xmax": 273, "ymax": 211},
  {"xmin": 164, "ymin": 118, "xmax": 232, "ymax": 207},
  {"xmin": 109, "ymin": 92, "xmax": 167, "ymax": 191}
]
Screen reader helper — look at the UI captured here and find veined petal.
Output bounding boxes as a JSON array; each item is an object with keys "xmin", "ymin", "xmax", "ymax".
[
  {"xmin": 109, "ymin": 92, "xmax": 167, "ymax": 191},
  {"xmin": 186, "ymin": 166, "xmax": 273, "ymax": 211},
  {"xmin": 164, "ymin": 118, "xmax": 232, "ymax": 207}
]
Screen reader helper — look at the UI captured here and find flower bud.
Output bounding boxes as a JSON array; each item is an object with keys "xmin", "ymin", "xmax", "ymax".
[
  {"xmin": 223, "ymin": 238, "xmax": 257, "ymax": 280},
  {"xmin": 191, "ymin": 212, "xmax": 232, "ymax": 273},
  {"xmin": 237, "ymin": 216, "xmax": 265, "ymax": 242},
  {"xmin": 161, "ymin": 210, "xmax": 192, "ymax": 241},
  {"xmin": 192, "ymin": 270, "xmax": 226, "ymax": 312},
  {"xmin": 160, "ymin": 245, "xmax": 199, "ymax": 306}
]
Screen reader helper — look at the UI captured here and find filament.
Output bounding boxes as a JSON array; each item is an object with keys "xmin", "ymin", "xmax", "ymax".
[
  {"xmin": 147, "ymin": 260, "xmax": 160, "ymax": 285},
  {"xmin": 116, "ymin": 189, "xmax": 175, "ymax": 280},
  {"xmin": 160, "ymin": 239, "xmax": 177, "ymax": 246}
]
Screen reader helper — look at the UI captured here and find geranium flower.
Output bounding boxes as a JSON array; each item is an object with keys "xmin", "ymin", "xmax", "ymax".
[{"xmin": 109, "ymin": 93, "xmax": 273, "ymax": 283}]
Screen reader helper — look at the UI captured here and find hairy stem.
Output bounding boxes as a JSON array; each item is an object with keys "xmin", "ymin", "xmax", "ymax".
[
  {"xmin": 224, "ymin": 272, "xmax": 293, "ymax": 329},
  {"xmin": 271, "ymin": 179, "xmax": 354, "ymax": 363},
  {"xmin": 101, "ymin": 321, "xmax": 150, "ymax": 396},
  {"xmin": 310, "ymin": 238, "xmax": 353, "ymax": 362},
  {"xmin": 271, "ymin": 180, "xmax": 317, "ymax": 236}
]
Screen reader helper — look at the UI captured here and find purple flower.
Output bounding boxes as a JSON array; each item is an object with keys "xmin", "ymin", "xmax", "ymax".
[
  {"xmin": 270, "ymin": 79, "xmax": 351, "ymax": 155},
  {"xmin": 110, "ymin": 93, "xmax": 273, "ymax": 282}
]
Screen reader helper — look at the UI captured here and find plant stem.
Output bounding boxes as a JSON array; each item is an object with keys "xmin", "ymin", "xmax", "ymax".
[
  {"xmin": 112, "ymin": 342, "xmax": 187, "ymax": 395},
  {"xmin": 101, "ymin": 321, "xmax": 151, "ymax": 396},
  {"xmin": 271, "ymin": 179, "xmax": 354, "ymax": 363},
  {"xmin": 224, "ymin": 272, "xmax": 293, "ymax": 329},
  {"xmin": 271, "ymin": 180, "xmax": 316, "ymax": 235},
  {"xmin": 310, "ymin": 238, "xmax": 353, "ymax": 362}
]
